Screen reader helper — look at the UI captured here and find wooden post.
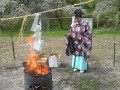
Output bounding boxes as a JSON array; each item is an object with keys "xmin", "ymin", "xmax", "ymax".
[
  {"xmin": 113, "ymin": 35, "xmax": 116, "ymax": 67},
  {"xmin": 97, "ymin": 13, "xmax": 100, "ymax": 29},
  {"xmin": 47, "ymin": 18, "xmax": 49, "ymax": 32},
  {"xmin": 0, "ymin": 28, "xmax": 1, "ymax": 35},
  {"xmin": 10, "ymin": 28, "xmax": 16, "ymax": 60},
  {"xmin": 116, "ymin": 12, "xmax": 119, "ymax": 28}
]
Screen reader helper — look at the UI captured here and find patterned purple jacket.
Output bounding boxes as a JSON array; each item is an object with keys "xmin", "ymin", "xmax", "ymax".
[{"xmin": 67, "ymin": 20, "xmax": 92, "ymax": 61}]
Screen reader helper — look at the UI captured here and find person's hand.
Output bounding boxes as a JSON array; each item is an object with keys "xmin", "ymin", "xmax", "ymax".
[
  {"xmin": 78, "ymin": 37, "xmax": 82, "ymax": 40},
  {"xmin": 68, "ymin": 33, "xmax": 72, "ymax": 37}
]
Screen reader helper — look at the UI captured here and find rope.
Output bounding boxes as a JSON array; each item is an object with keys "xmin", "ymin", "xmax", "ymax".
[
  {"xmin": 20, "ymin": 16, "xmax": 95, "ymax": 20},
  {"xmin": 18, "ymin": 16, "xmax": 27, "ymax": 43},
  {"xmin": 0, "ymin": 0, "xmax": 95, "ymax": 21}
]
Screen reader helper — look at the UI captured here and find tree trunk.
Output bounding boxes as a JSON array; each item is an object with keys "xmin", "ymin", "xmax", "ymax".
[
  {"xmin": 0, "ymin": 28, "xmax": 1, "ymax": 35},
  {"xmin": 54, "ymin": 11, "xmax": 64, "ymax": 29},
  {"xmin": 116, "ymin": 13, "xmax": 119, "ymax": 28},
  {"xmin": 97, "ymin": 13, "xmax": 100, "ymax": 29}
]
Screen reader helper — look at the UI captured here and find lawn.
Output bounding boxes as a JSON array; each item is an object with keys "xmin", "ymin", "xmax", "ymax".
[{"xmin": 0, "ymin": 28, "xmax": 120, "ymax": 40}]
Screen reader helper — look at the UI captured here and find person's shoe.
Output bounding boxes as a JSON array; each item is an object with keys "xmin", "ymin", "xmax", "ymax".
[
  {"xmin": 73, "ymin": 69, "xmax": 77, "ymax": 71},
  {"xmin": 80, "ymin": 71, "xmax": 84, "ymax": 73}
]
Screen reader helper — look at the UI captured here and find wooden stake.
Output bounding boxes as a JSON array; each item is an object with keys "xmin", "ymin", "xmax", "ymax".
[
  {"xmin": 48, "ymin": 18, "xmax": 50, "ymax": 32},
  {"xmin": 113, "ymin": 35, "xmax": 116, "ymax": 67},
  {"xmin": 0, "ymin": 28, "xmax": 1, "ymax": 35},
  {"xmin": 116, "ymin": 12, "xmax": 119, "ymax": 28},
  {"xmin": 97, "ymin": 13, "xmax": 100, "ymax": 29},
  {"xmin": 10, "ymin": 28, "xmax": 15, "ymax": 60}
]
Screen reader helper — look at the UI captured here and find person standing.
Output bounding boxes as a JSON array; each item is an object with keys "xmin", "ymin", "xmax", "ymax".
[{"xmin": 66, "ymin": 9, "xmax": 92, "ymax": 73}]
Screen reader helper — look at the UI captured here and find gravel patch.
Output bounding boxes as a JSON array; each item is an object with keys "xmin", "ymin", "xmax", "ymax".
[{"xmin": 0, "ymin": 36, "xmax": 120, "ymax": 90}]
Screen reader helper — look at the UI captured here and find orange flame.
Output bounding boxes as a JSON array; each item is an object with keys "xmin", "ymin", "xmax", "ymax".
[
  {"xmin": 26, "ymin": 35, "xmax": 35, "ymax": 46},
  {"xmin": 25, "ymin": 35, "xmax": 50, "ymax": 75},
  {"xmin": 25, "ymin": 50, "xmax": 50, "ymax": 75}
]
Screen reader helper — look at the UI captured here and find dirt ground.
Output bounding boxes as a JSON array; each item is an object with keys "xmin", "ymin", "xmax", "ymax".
[{"xmin": 0, "ymin": 36, "xmax": 120, "ymax": 90}]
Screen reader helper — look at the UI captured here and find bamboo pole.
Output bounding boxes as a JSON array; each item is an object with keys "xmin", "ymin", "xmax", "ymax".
[{"xmin": 18, "ymin": 16, "xmax": 27, "ymax": 43}]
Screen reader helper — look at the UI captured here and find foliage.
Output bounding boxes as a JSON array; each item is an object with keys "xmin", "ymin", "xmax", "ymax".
[
  {"xmin": 16, "ymin": 0, "xmax": 64, "ymax": 12},
  {"xmin": 0, "ymin": 0, "xmax": 119, "ymax": 35},
  {"xmin": 93, "ymin": 0, "xmax": 120, "ymax": 28},
  {"xmin": 17, "ymin": 0, "xmax": 30, "ymax": 7},
  {"xmin": 66, "ymin": 0, "xmax": 80, "ymax": 4},
  {"xmin": 3, "ymin": 1, "xmax": 30, "ymax": 18},
  {"xmin": 93, "ymin": 0, "xmax": 119, "ymax": 15},
  {"xmin": 66, "ymin": 0, "xmax": 100, "ymax": 13},
  {"xmin": 83, "ymin": 0, "xmax": 100, "ymax": 13}
]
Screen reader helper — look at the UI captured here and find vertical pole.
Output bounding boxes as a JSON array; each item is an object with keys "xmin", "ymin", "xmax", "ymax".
[
  {"xmin": 10, "ymin": 29, "xmax": 15, "ymax": 60},
  {"xmin": 0, "ymin": 28, "xmax": 1, "ymax": 35},
  {"xmin": 48, "ymin": 18, "xmax": 49, "ymax": 32},
  {"xmin": 97, "ymin": 13, "xmax": 100, "ymax": 29},
  {"xmin": 116, "ymin": 13, "xmax": 119, "ymax": 28},
  {"xmin": 113, "ymin": 34, "xmax": 116, "ymax": 67}
]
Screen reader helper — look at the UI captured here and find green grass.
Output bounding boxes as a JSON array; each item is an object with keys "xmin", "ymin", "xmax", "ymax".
[
  {"xmin": 0, "ymin": 28, "xmax": 120, "ymax": 40},
  {"xmin": 72, "ymin": 75, "xmax": 100, "ymax": 90},
  {"xmin": 92, "ymin": 28, "xmax": 120, "ymax": 37},
  {"xmin": 0, "ymin": 30, "xmax": 32, "ymax": 40},
  {"xmin": 42, "ymin": 29, "xmax": 68, "ymax": 37}
]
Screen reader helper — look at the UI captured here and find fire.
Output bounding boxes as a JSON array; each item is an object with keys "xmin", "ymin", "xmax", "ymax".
[
  {"xmin": 25, "ymin": 50, "xmax": 50, "ymax": 75},
  {"xmin": 26, "ymin": 35, "xmax": 35, "ymax": 46},
  {"xmin": 25, "ymin": 35, "xmax": 50, "ymax": 75}
]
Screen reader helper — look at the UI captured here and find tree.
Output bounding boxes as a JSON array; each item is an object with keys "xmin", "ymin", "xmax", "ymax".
[
  {"xmin": 16, "ymin": 0, "xmax": 65, "ymax": 29},
  {"xmin": 66, "ymin": 0, "xmax": 79, "ymax": 4},
  {"xmin": 93, "ymin": 0, "xmax": 119, "ymax": 28},
  {"xmin": 3, "ymin": 0, "xmax": 30, "ymax": 18}
]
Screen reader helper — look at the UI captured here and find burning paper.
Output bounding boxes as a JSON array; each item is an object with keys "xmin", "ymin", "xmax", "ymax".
[
  {"xmin": 24, "ymin": 13, "xmax": 50, "ymax": 75},
  {"xmin": 26, "ymin": 35, "xmax": 35, "ymax": 47},
  {"xmin": 24, "ymin": 50, "xmax": 50, "ymax": 75}
]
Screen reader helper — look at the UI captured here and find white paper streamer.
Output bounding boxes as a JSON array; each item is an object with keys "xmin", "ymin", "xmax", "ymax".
[
  {"xmin": 30, "ymin": 13, "xmax": 40, "ymax": 32},
  {"xmin": 70, "ymin": 16, "xmax": 75, "ymax": 27},
  {"xmin": 32, "ymin": 40, "xmax": 44, "ymax": 51},
  {"xmin": 33, "ymin": 32, "xmax": 42, "ymax": 40}
]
